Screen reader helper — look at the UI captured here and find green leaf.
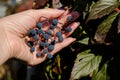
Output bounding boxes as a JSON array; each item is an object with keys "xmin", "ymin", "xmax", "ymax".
[
  {"xmin": 77, "ymin": 37, "xmax": 89, "ymax": 45},
  {"xmin": 70, "ymin": 50, "xmax": 102, "ymax": 80},
  {"xmin": 87, "ymin": 0, "xmax": 119, "ymax": 22},
  {"xmin": 94, "ymin": 12, "xmax": 119, "ymax": 44},
  {"xmin": 92, "ymin": 63, "xmax": 110, "ymax": 80}
]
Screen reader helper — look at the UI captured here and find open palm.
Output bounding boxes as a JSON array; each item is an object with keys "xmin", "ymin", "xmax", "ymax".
[{"xmin": 0, "ymin": 9, "xmax": 79, "ymax": 65}]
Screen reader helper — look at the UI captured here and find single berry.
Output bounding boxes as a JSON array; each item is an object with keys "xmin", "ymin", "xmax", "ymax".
[
  {"xmin": 47, "ymin": 53, "xmax": 53, "ymax": 59},
  {"xmin": 56, "ymin": 32, "xmax": 62, "ymax": 37},
  {"xmin": 52, "ymin": 19, "xmax": 58, "ymax": 25},
  {"xmin": 43, "ymin": 49, "xmax": 48, "ymax": 54},
  {"xmin": 48, "ymin": 45, "xmax": 54, "ymax": 51},
  {"xmin": 28, "ymin": 29, "xmax": 36, "ymax": 37},
  {"xmin": 30, "ymin": 29, "xmax": 36, "ymax": 36},
  {"xmin": 36, "ymin": 22, "xmax": 42, "ymax": 29},
  {"xmin": 36, "ymin": 52, "xmax": 42, "ymax": 57},
  {"xmin": 67, "ymin": 16, "xmax": 72, "ymax": 21},
  {"xmin": 65, "ymin": 27, "xmax": 72, "ymax": 32},
  {"xmin": 45, "ymin": 42, "xmax": 50, "ymax": 47},
  {"xmin": 40, "ymin": 42, "xmax": 45, "ymax": 47},
  {"xmin": 30, "ymin": 47, "xmax": 35, "ymax": 52},
  {"xmin": 58, "ymin": 37, "xmax": 64, "ymax": 42},
  {"xmin": 43, "ymin": 33, "xmax": 50, "ymax": 40},
  {"xmin": 47, "ymin": 30, "xmax": 52, "ymax": 35},
  {"xmin": 50, "ymin": 24, "xmax": 55, "ymax": 29},
  {"xmin": 37, "ymin": 29, "xmax": 43, "ymax": 35},
  {"xmin": 32, "ymin": 35, "xmax": 38, "ymax": 40},
  {"xmin": 51, "ymin": 39, "xmax": 56, "ymax": 45}
]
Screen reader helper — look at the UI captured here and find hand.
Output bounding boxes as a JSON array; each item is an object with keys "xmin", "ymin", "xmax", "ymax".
[{"xmin": 0, "ymin": 8, "xmax": 79, "ymax": 65}]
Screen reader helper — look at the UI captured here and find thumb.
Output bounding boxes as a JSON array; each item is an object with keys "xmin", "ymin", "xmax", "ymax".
[{"xmin": 33, "ymin": 8, "xmax": 65, "ymax": 22}]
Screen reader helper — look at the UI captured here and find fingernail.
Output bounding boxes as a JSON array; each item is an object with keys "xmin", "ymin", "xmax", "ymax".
[
  {"xmin": 73, "ymin": 38, "xmax": 76, "ymax": 41},
  {"xmin": 76, "ymin": 22, "xmax": 80, "ymax": 25}
]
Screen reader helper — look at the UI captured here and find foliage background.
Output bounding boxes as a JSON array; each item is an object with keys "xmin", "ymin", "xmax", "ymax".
[{"xmin": 0, "ymin": 0, "xmax": 120, "ymax": 80}]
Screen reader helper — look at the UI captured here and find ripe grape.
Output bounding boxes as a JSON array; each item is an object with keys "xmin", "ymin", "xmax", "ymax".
[{"xmin": 65, "ymin": 27, "xmax": 72, "ymax": 32}]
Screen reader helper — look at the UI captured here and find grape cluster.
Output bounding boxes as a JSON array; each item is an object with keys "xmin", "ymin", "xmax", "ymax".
[{"xmin": 26, "ymin": 16, "xmax": 72, "ymax": 59}]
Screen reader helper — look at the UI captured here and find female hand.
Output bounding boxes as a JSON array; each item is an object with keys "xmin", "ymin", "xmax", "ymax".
[{"xmin": 0, "ymin": 8, "xmax": 79, "ymax": 65}]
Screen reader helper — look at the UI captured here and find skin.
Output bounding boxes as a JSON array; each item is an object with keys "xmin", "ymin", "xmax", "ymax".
[{"xmin": 0, "ymin": 8, "xmax": 80, "ymax": 66}]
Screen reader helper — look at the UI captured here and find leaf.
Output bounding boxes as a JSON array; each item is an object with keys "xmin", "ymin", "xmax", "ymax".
[
  {"xmin": 92, "ymin": 63, "xmax": 110, "ymax": 80},
  {"xmin": 94, "ymin": 12, "xmax": 119, "ymax": 44},
  {"xmin": 70, "ymin": 50, "xmax": 102, "ymax": 80},
  {"xmin": 87, "ymin": 0, "xmax": 119, "ymax": 22},
  {"xmin": 77, "ymin": 37, "xmax": 89, "ymax": 45}
]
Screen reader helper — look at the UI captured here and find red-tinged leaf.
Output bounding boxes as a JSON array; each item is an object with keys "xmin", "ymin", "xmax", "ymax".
[
  {"xmin": 94, "ymin": 12, "xmax": 119, "ymax": 44},
  {"xmin": 87, "ymin": 0, "xmax": 119, "ymax": 22}
]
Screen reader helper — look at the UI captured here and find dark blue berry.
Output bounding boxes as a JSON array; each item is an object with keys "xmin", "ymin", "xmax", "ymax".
[
  {"xmin": 30, "ymin": 29, "xmax": 36, "ymax": 36},
  {"xmin": 51, "ymin": 40, "xmax": 56, "ymax": 45},
  {"xmin": 36, "ymin": 52, "xmax": 42, "ymax": 57},
  {"xmin": 43, "ymin": 33, "xmax": 50, "ymax": 40},
  {"xmin": 36, "ymin": 22, "xmax": 42, "ymax": 29},
  {"xmin": 47, "ymin": 30, "xmax": 52, "ymax": 35},
  {"xmin": 43, "ymin": 49, "xmax": 48, "ymax": 54},
  {"xmin": 32, "ymin": 35, "xmax": 38, "ymax": 40},
  {"xmin": 66, "ymin": 27, "xmax": 72, "ymax": 32},
  {"xmin": 48, "ymin": 45, "xmax": 54, "ymax": 51},
  {"xmin": 50, "ymin": 24, "xmax": 55, "ymax": 29},
  {"xmin": 67, "ymin": 16, "xmax": 72, "ymax": 21},
  {"xmin": 27, "ymin": 41, "xmax": 33, "ymax": 47},
  {"xmin": 40, "ymin": 42, "xmax": 45, "ymax": 47},
  {"xmin": 45, "ymin": 42, "xmax": 50, "ymax": 47},
  {"xmin": 58, "ymin": 37, "xmax": 64, "ymax": 42},
  {"xmin": 37, "ymin": 29, "xmax": 43, "ymax": 34},
  {"xmin": 28, "ymin": 29, "xmax": 36, "ymax": 37},
  {"xmin": 52, "ymin": 19, "xmax": 58, "ymax": 25},
  {"xmin": 47, "ymin": 53, "xmax": 53, "ymax": 59},
  {"xmin": 56, "ymin": 32, "xmax": 62, "ymax": 37},
  {"xmin": 30, "ymin": 47, "xmax": 35, "ymax": 52}
]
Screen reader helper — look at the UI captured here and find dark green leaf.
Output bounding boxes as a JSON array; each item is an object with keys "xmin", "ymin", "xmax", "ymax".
[
  {"xmin": 94, "ymin": 12, "xmax": 119, "ymax": 44},
  {"xmin": 92, "ymin": 63, "xmax": 110, "ymax": 80},
  {"xmin": 70, "ymin": 50, "xmax": 102, "ymax": 80},
  {"xmin": 87, "ymin": 0, "xmax": 119, "ymax": 22}
]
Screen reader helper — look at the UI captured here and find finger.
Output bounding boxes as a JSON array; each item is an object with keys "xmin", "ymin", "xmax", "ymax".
[
  {"xmin": 35, "ymin": 8, "xmax": 65, "ymax": 22},
  {"xmin": 62, "ymin": 22, "xmax": 80, "ymax": 39},
  {"xmin": 57, "ymin": 11, "xmax": 80, "ymax": 29},
  {"xmin": 51, "ymin": 37, "xmax": 76, "ymax": 55}
]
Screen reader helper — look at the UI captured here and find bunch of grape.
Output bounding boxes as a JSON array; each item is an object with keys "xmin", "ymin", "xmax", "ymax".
[{"xmin": 26, "ymin": 16, "xmax": 72, "ymax": 59}]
